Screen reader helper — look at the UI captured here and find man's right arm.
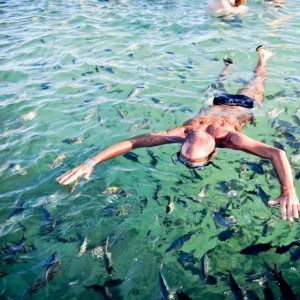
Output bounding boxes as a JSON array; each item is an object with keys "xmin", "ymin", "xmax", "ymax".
[{"xmin": 56, "ymin": 127, "xmax": 186, "ymax": 185}]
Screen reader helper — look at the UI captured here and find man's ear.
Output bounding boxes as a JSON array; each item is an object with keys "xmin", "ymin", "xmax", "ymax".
[{"xmin": 211, "ymin": 149, "xmax": 218, "ymax": 158}]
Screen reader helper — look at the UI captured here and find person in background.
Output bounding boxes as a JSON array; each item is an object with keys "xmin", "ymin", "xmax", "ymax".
[
  {"xmin": 207, "ymin": 0, "xmax": 249, "ymax": 15},
  {"xmin": 56, "ymin": 46, "xmax": 299, "ymax": 222}
]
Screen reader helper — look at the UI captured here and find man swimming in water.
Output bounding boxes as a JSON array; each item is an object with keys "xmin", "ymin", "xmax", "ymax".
[
  {"xmin": 57, "ymin": 46, "xmax": 299, "ymax": 222},
  {"xmin": 207, "ymin": 0, "xmax": 249, "ymax": 15}
]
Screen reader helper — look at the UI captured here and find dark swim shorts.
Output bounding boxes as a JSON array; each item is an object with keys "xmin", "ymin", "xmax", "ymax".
[{"xmin": 213, "ymin": 93, "xmax": 255, "ymax": 109}]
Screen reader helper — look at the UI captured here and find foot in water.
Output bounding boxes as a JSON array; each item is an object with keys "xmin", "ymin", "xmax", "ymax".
[
  {"xmin": 256, "ymin": 45, "xmax": 273, "ymax": 62},
  {"xmin": 223, "ymin": 57, "xmax": 234, "ymax": 66}
]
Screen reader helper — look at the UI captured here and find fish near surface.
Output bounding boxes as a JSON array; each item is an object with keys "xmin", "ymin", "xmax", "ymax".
[
  {"xmin": 176, "ymin": 291, "xmax": 192, "ymax": 300},
  {"xmin": 86, "ymin": 278, "xmax": 123, "ymax": 300},
  {"xmin": 290, "ymin": 245, "xmax": 300, "ymax": 261},
  {"xmin": 159, "ymin": 264, "xmax": 176, "ymax": 300},
  {"xmin": 275, "ymin": 241, "xmax": 300, "ymax": 254},
  {"xmin": 255, "ymin": 185, "xmax": 269, "ymax": 205},
  {"xmin": 27, "ymin": 252, "xmax": 62, "ymax": 295},
  {"xmin": 240, "ymin": 243, "xmax": 273, "ymax": 255},
  {"xmin": 213, "ymin": 209, "xmax": 238, "ymax": 227},
  {"xmin": 199, "ymin": 252, "xmax": 217, "ymax": 285},
  {"xmin": 270, "ymin": 264, "xmax": 297, "ymax": 300},
  {"xmin": 165, "ymin": 231, "xmax": 199, "ymax": 254},
  {"xmin": 147, "ymin": 149, "xmax": 158, "ymax": 167},
  {"xmin": 252, "ymin": 276, "xmax": 275, "ymax": 300},
  {"xmin": 217, "ymin": 228, "xmax": 237, "ymax": 242},
  {"xmin": 123, "ymin": 151, "xmax": 140, "ymax": 163},
  {"xmin": 229, "ymin": 270, "xmax": 247, "ymax": 300},
  {"xmin": 39, "ymin": 207, "xmax": 56, "ymax": 235},
  {"xmin": 1, "ymin": 234, "xmax": 35, "ymax": 255},
  {"xmin": 104, "ymin": 237, "xmax": 114, "ymax": 275},
  {"xmin": 86, "ymin": 284, "xmax": 112, "ymax": 300}
]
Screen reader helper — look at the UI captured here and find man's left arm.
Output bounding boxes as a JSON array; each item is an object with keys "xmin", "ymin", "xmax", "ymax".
[{"xmin": 224, "ymin": 131, "xmax": 299, "ymax": 221}]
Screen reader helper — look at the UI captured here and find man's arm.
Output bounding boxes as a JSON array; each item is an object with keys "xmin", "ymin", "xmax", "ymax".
[
  {"xmin": 56, "ymin": 127, "xmax": 186, "ymax": 185},
  {"xmin": 224, "ymin": 131, "xmax": 299, "ymax": 221}
]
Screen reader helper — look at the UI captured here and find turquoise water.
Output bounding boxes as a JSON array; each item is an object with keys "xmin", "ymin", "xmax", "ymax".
[{"xmin": 1, "ymin": 0, "xmax": 300, "ymax": 298}]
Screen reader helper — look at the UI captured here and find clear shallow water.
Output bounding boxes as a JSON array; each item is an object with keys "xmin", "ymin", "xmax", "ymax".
[{"xmin": 0, "ymin": 0, "xmax": 300, "ymax": 299}]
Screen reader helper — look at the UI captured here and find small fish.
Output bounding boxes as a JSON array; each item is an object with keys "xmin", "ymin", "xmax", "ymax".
[
  {"xmin": 229, "ymin": 270, "xmax": 247, "ymax": 300},
  {"xmin": 217, "ymin": 228, "xmax": 236, "ymax": 242},
  {"xmin": 275, "ymin": 241, "xmax": 300, "ymax": 254},
  {"xmin": 27, "ymin": 253, "xmax": 62, "ymax": 295},
  {"xmin": 159, "ymin": 264, "xmax": 176, "ymax": 300},
  {"xmin": 292, "ymin": 115, "xmax": 300, "ymax": 126},
  {"xmin": 123, "ymin": 152, "xmax": 140, "ymax": 163},
  {"xmin": 8, "ymin": 199, "xmax": 25, "ymax": 219},
  {"xmin": 77, "ymin": 236, "xmax": 88, "ymax": 257},
  {"xmin": 213, "ymin": 209, "xmax": 237, "ymax": 227},
  {"xmin": 91, "ymin": 246, "xmax": 104, "ymax": 259},
  {"xmin": 86, "ymin": 284, "xmax": 112, "ymax": 300},
  {"xmin": 1, "ymin": 234, "xmax": 35, "ymax": 255},
  {"xmin": 104, "ymin": 237, "xmax": 113, "ymax": 275},
  {"xmin": 103, "ymin": 278, "xmax": 123, "ymax": 288},
  {"xmin": 273, "ymin": 140, "xmax": 285, "ymax": 151},
  {"xmin": 41, "ymin": 83, "xmax": 50, "ymax": 90},
  {"xmin": 147, "ymin": 149, "xmax": 158, "ymax": 167},
  {"xmin": 115, "ymin": 106, "xmax": 126, "ymax": 119},
  {"xmin": 102, "ymin": 187, "xmax": 123, "ymax": 195},
  {"xmin": 256, "ymin": 185, "xmax": 269, "ymax": 205},
  {"xmin": 240, "ymin": 243, "xmax": 273, "ymax": 255},
  {"xmin": 9, "ymin": 163, "xmax": 27, "ymax": 176},
  {"xmin": 177, "ymin": 74, "xmax": 186, "ymax": 83},
  {"xmin": 198, "ymin": 184, "xmax": 209, "ymax": 199},
  {"xmin": 200, "ymin": 252, "xmax": 217, "ymax": 285},
  {"xmin": 97, "ymin": 105, "xmax": 104, "ymax": 126},
  {"xmin": 100, "ymin": 205, "xmax": 119, "ymax": 217},
  {"xmin": 81, "ymin": 71, "xmax": 94, "ymax": 76},
  {"xmin": 99, "ymin": 65, "xmax": 115, "ymax": 74},
  {"xmin": 49, "ymin": 154, "xmax": 67, "ymax": 169},
  {"xmin": 243, "ymin": 161, "xmax": 264, "ymax": 174},
  {"xmin": 127, "ymin": 83, "xmax": 146, "ymax": 99},
  {"xmin": 153, "ymin": 183, "xmax": 162, "ymax": 204},
  {"xmin": 0, "ymin": 271, "xmax": 9, "ymax": 277},
  {"xmin": 139, "ymin": 197, "xmax": 148, "ymax": 214},
  {"xmin": 86, "ymin": 278, "xmax": 123, "ymax": 299},
  {"xmin": 290, "ymin": 245, "xmax": 300, "ymax": 261},
  {"xmin": 270, "ymin": 264, "xmax": 297, "ymax": 300},
  {"xmin": 246, "ymin": 289, "xmax": 260, "ymax": 300},
  {"xmin": 83, "ymin": 109, "xmax": 97, "ymax": 121},
  {"xmin": 253, "ymin": 276, "xmax": 275, "ymax": 300},
  {"xmin": 39, "ymin": 207, "xmax": 56, "ymax": 235},
  {"xmin": 166, "ymin": 196, "xmax": 175, "ymax": 214},
  {"xmin": 165, "ymin": 231, "xmax": 198, "ymax": 254},
  {"xmin": 128, "ymin": 121, "xmax": 150, "ymax": 133},
  {"xmin": 62, "ymin": 136, "xmax": 84, "ymax": 144},
  {"xmin": 151, "ymin": 97, "xmax": 163, "ymax": 104},
  {"xmin": 176, "ymin": 291, "xmax": 192, "ymax": 300}
]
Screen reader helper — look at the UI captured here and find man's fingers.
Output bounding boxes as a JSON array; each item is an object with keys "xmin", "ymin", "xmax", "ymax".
[
  {"xmin": 57, "ymin": 168, "xmax": 82, "ymax": 185},
  {"xmin": 292, "ymin": 205, "xmax": 299, "ymax": 219},
  {"xmin": 268, "ymin": 200, "xmax": 280, "ymax": 206},
  {"xmin": 280, "ymin": 201, "xmax": 287, "ymax": 221},
  {"xmin": 83, "ymin": 172, "xmax": 90, "ymax": 181}
]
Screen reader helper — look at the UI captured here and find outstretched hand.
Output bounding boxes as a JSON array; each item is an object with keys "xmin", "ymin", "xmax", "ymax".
[
  {"xmin": 268, "ymin": 190, "xmax": 300, "ymax": 222},
  {"xmin": 56, "ymin": 163, "xmax": 94, "ymax": 185}
]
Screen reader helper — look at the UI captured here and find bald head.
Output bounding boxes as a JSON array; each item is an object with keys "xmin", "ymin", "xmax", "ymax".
[{"xmin": 180, "ymin": 131, "xmax": 216, "ymax": 165}]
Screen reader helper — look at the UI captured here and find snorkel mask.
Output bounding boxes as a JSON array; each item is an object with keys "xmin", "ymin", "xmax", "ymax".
[{"xmin": 172, "ymin": 152, "xmax": 217, "ymax": 170}]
